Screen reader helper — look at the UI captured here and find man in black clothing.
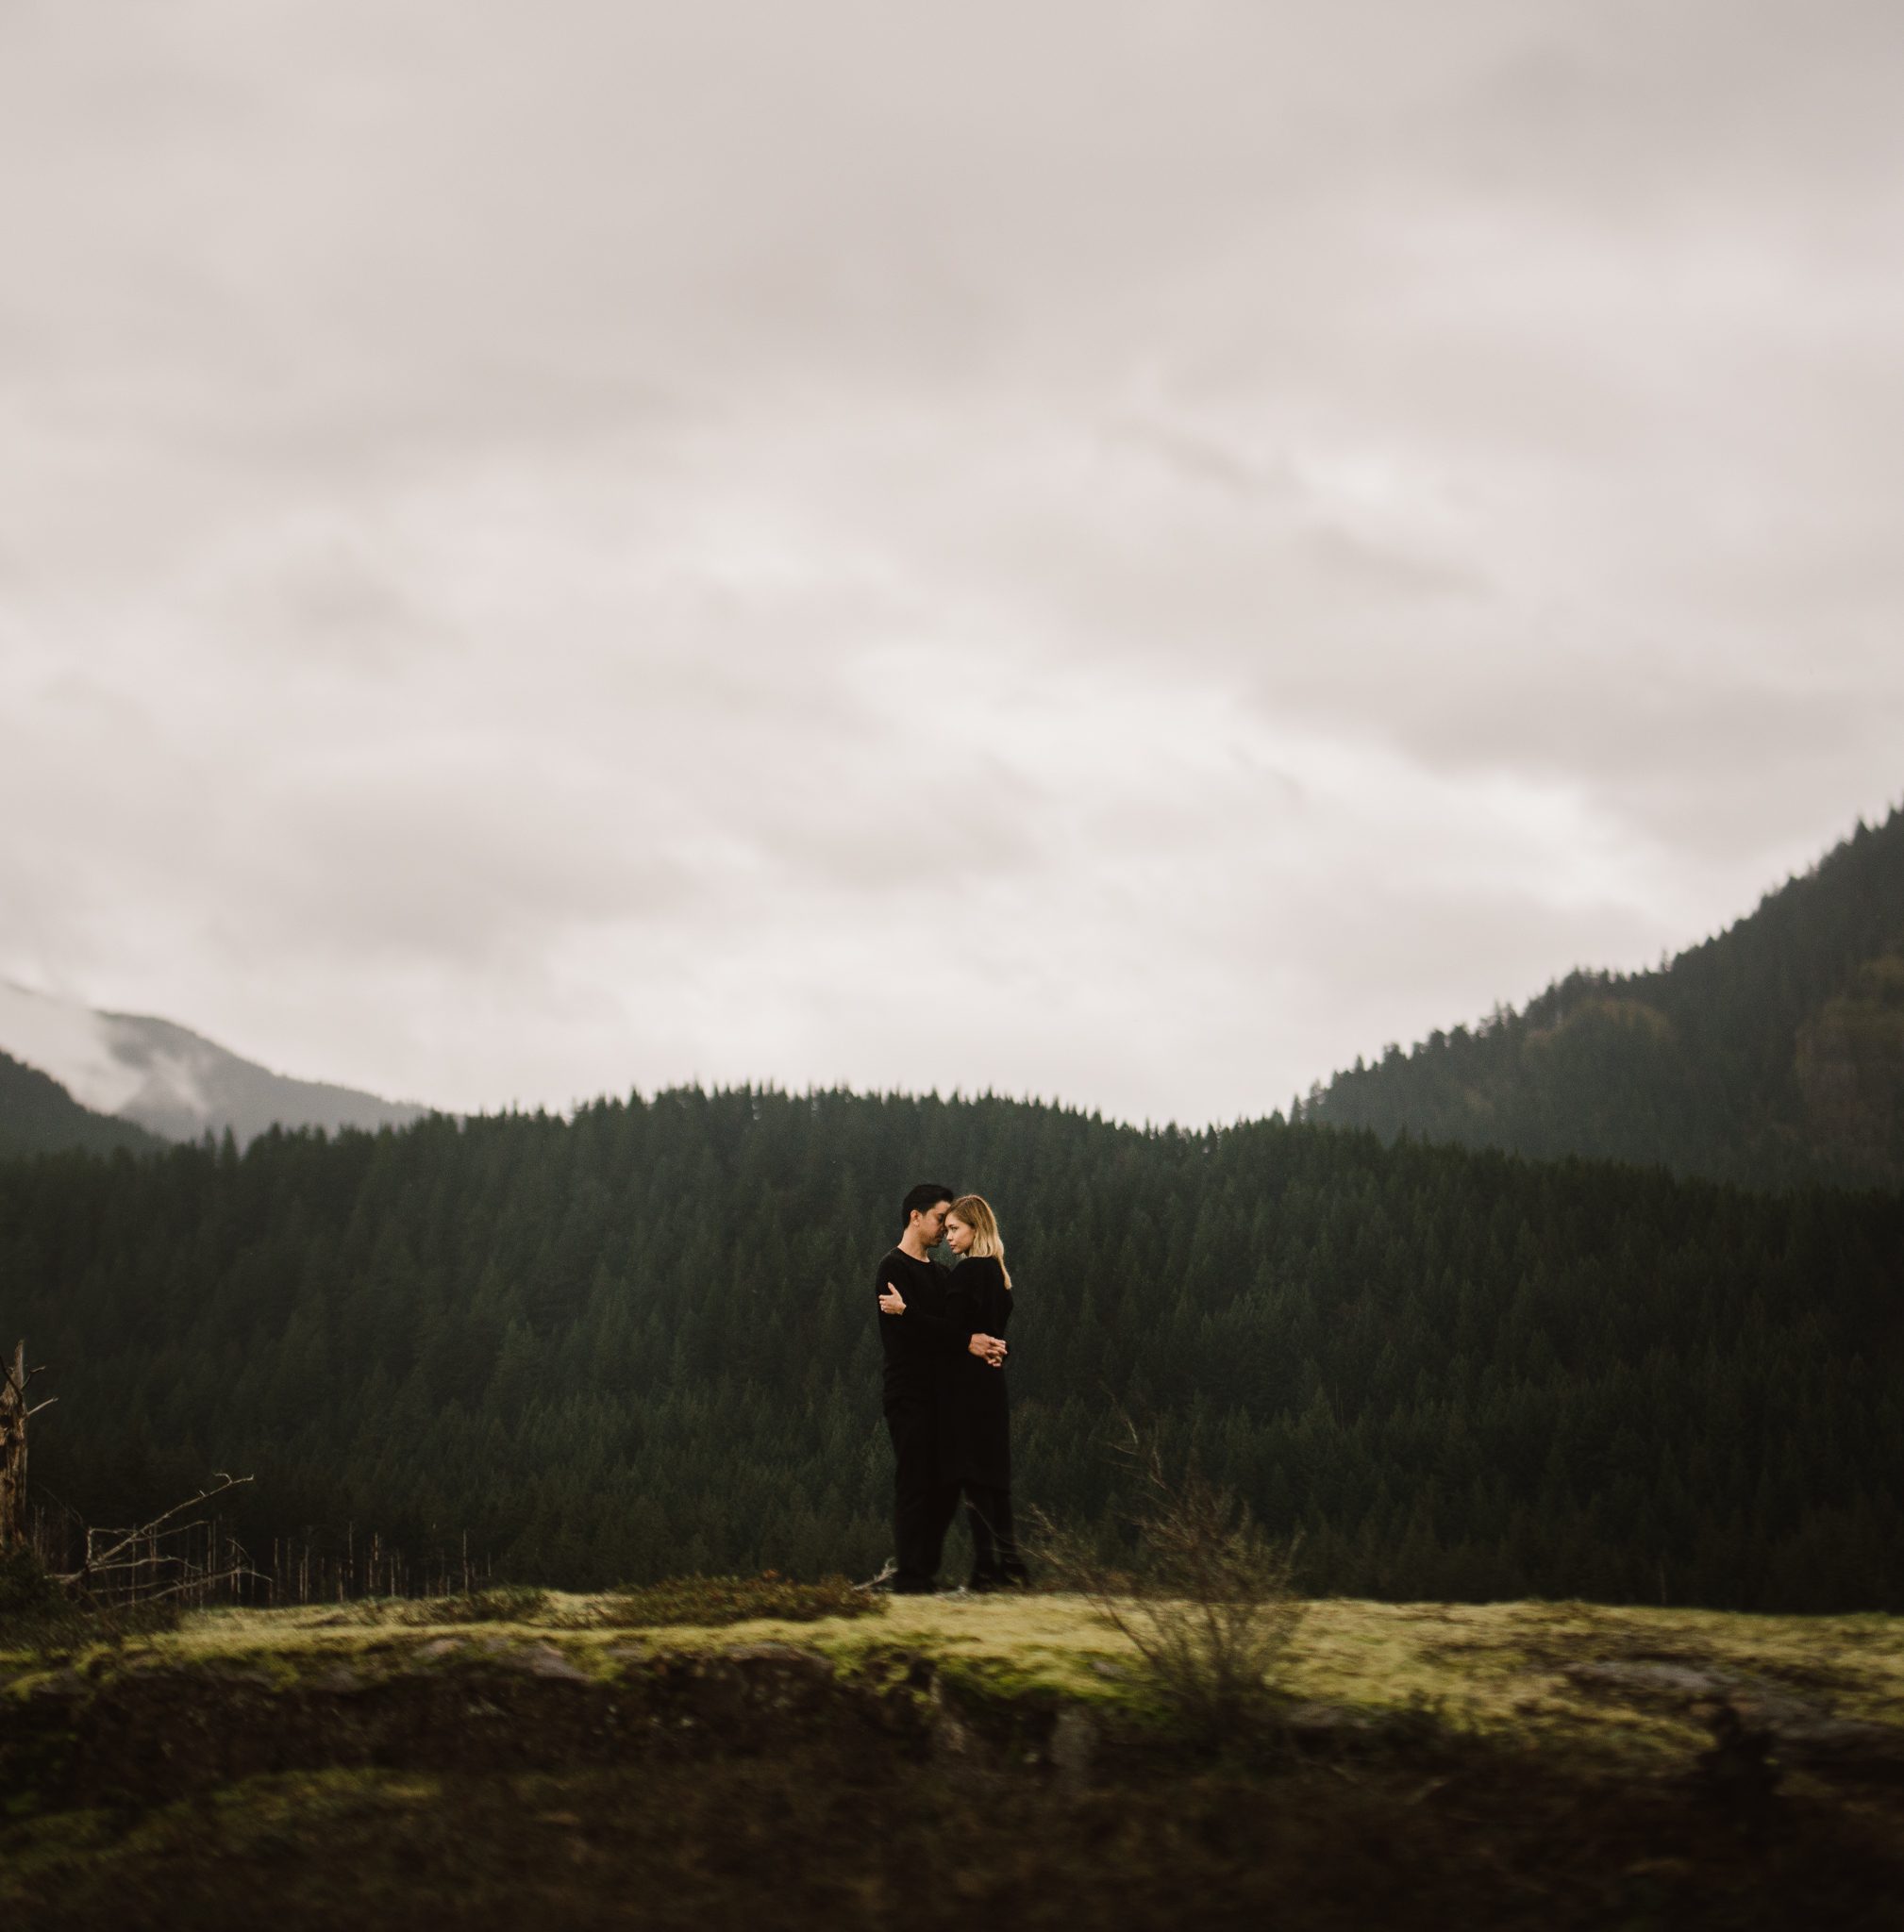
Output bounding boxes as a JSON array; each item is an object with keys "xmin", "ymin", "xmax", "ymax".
[{"xmin": 873, "ymin": 1182, "xmax": 1006, "ymax": 1593}]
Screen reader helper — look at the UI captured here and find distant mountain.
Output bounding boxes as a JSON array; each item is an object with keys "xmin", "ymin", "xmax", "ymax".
[
  {"xmin": 0, "ymin": 1050, "xmax": 164, "ymax": 1158},
  {"xmin": 0, "ymin": 981, "xmax": 426, "ymax": 1149},
  {"xmin": 1299, "ymin": 805, "xmax": 1904, "ymax": 1191}
]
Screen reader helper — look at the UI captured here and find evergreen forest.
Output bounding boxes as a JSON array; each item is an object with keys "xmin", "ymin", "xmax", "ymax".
[
  {"xmin": 2, "ymin": 1090, "xmax": 1898, "ymax": 1613},
  {"xmin": 1301, "ymin": 805, "xmax": 1904, "ymax": 1191},
  {"xmin": 0, "ymin": 1051, "xmax": 159, "ymax": 1161}
]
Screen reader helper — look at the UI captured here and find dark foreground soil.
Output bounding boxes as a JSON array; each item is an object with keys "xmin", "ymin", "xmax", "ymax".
[{"xmin": 3, "ymin": 1641, "xmax": 1900, "ymax": 1930}]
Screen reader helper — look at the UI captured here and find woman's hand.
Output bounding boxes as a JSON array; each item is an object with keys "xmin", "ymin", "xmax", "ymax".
[
  {"xmin": 878, "ymin": 1286, "xmax": 907, "ymax": 1314},
  {"xmin": 969, "ymin": 1334, "xmax": 1007, "ymax": 1366}
]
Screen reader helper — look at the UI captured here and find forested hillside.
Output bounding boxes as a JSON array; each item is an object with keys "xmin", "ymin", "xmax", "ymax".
[
  {"xmin": 0, "ymin": 1051, "xmax": 162, "ymax": 1159},
  {"xmin": 3, "ymin": 1091, "xmax": 1898, "ymax": 1612},
  {"xmin": 1300, "ymin": 805, "xmax": 1904, "ymax": 1191}
]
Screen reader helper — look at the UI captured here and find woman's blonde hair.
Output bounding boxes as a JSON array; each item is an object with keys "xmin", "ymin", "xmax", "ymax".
[{"xmin": 948, "ymin": 1193, "xmax": 1011, "ymax": 1289}]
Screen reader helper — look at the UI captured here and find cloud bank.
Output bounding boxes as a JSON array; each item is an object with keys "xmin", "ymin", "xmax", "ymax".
[{"xmin": 2, "ymin": 0, "xmax": 1900, "ymax": 1124}]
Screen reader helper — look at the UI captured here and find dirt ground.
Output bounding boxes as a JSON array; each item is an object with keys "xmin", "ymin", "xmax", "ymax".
[{"xmin": 2, "ymin": 1596, "xmax": 1899, "ymax": 1929}]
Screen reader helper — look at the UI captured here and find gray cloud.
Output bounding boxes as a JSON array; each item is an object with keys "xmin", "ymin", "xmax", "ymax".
[{"xmin": 1, "ymin": 0, "xmax": 1899, "ymax": 1125}]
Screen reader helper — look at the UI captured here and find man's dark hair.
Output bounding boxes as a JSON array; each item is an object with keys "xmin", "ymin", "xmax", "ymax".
[{"xmin": 900, "ymin": 1182, "xmax": 956, "ymax": 1235}]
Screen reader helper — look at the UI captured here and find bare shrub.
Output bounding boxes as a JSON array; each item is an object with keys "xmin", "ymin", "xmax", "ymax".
[{"xmin": 1036, "ymin": 1415, "xmax": 1305, "ymax": 1740}]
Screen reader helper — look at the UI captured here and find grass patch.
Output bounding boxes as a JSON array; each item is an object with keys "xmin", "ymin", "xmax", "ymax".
[
  {"xmin": 589, "ymin": 1573, "xmax": 885, "ymax": 1628},
  {"xmin": 238, "ymin": 1574, "xmax": 888, "ymax": 1641},
  {"xmin": 392, "ymin": 1586, "xmax": 551, "ymax": 1625}
]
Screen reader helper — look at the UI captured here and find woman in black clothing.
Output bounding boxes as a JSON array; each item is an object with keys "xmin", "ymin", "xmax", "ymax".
[{"xmin": 940, "ymin": 1193, "xmax": 1027, "ymax": 1590}]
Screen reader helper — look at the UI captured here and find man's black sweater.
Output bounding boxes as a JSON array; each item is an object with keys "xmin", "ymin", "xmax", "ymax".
[{"xmin": 874, "ymin": 1246, "xmax": 972, "ymax": 1411}]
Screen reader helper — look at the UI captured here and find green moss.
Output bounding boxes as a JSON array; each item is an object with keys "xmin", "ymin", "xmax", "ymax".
[
  {"xmin": 588, "ymin": 1574, "xmax": 885, "ymax": 1628},
  {"xmin": 42, "ymin": 1591, "xmax": 1899, "ymax": 1762},
  {"xmin": 0, "ymin": 1805, "xmax": 122, "ymax": 1894},
  {"xmin": 0, "ymin": 1596, "xmax": 1899, "ymax": 1925}
]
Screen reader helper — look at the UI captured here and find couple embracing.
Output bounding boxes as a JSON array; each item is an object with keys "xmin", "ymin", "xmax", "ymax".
[{"xmin": 873, "ymin": 1182, "xmax": 1028, "ymax": 1596}]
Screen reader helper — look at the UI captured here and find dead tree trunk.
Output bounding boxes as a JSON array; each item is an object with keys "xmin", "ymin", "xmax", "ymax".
[{"xmin": 1, "ymin": 1341, "xmax": 32, "ymax": 1549}]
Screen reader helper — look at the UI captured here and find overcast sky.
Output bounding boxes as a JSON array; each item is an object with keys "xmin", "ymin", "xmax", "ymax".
[{"xmin": 2, "ymin": 0, "xmax": 1900, "ymax": 1126}]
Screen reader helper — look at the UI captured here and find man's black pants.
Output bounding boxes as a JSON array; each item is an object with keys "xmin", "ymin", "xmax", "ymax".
[
  {"xmin": 885, "ymin": 1399, "xmax": 959, "ymax": 1592},
  {"xmin": 960, "ymin": 1483, "xmax": 1027, "ymax": 1587}
]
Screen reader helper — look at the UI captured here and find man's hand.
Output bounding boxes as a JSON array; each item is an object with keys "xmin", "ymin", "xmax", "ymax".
[
  {"xmin": 878, "ymin": 1286, "xmax": 906, "ymax": 1315},
  {"xmin": 969, "ymin": 1334, "xmax": 1007, "ymax": 1367}
]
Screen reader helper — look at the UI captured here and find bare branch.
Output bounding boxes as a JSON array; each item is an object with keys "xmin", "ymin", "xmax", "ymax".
[
  {"xmin": 58, "ymin": 1474, "xmax": 255, "ymax": 1582},
  {"xmin": 128, "ymin": 1562, "xmax": 272, "ymax": 1607}
]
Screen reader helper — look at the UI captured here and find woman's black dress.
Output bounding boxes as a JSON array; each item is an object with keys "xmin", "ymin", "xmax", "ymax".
[{"xmin": 942, "ymin": 1255, "xmax": 1026, "ymax": 1586}]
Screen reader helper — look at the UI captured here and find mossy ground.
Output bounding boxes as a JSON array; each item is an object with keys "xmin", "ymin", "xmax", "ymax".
[
  {"xmin": 2, "ymin": 1594, "xmax": 1899, "ymax": 1927},
  {"xmin": 17, "ymin": 1591, "xmax": 1890, "ymax": 1729}
]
